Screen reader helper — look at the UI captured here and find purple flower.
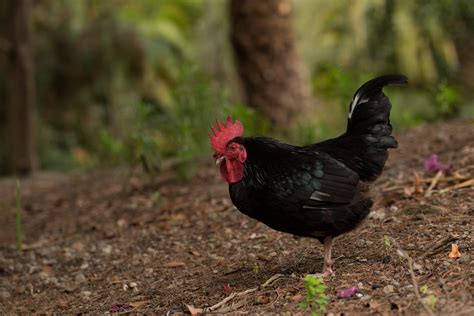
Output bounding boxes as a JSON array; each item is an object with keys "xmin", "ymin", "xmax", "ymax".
[
  {"xmin": 109, "ymin": 304, "xmax": 131, "ymax": 313},
  {"xmin": 336, "ymin": 287, "xmax": 360, "ymax": 298},
  {"xmin": 424, "ymin": 154, "xmax": 446, "ymax": 173}
]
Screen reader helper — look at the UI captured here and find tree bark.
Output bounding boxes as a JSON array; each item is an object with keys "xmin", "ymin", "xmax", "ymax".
[
  {"xmin": 5, "ymin": 0, "xmax": 38, "ymax": 175},
  {"xmin": 229, "ymin": 0, "xmax": 312, "ymax": 129}
]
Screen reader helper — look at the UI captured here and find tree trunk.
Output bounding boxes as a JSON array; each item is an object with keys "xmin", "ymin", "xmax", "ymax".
[
  {"xmin": 5, "ymin": 0, "xmax": 38, "ymax": 175},
  {"xmin": 229, "ymin": 0, "xmax": 312, "ymax": 129}
]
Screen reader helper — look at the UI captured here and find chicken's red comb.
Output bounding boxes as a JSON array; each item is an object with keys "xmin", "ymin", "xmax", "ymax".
[{"xmin": 209, "ymin": 116, "xmax": 244, "ymax": 154}]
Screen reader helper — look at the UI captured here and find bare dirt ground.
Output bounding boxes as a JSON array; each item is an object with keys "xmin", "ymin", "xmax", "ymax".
[{"xmin": 0, "ymin": 118, "xmax": 473, "ymax": 315}]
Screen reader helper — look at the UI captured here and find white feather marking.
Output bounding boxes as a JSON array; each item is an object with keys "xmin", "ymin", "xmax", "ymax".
[
  {"xmin": 310, "ymin": 191, "xmax": 331, "ymax": 201},
  {"xmin": 348, "ymin": 93, "xmax": 369, "ymax": 119}
]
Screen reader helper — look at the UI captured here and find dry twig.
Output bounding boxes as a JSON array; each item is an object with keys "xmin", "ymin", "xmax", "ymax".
[
  {"xmin": 203, "ymin": 274, "xmax": 284, "ymax": 313},
  {"xmin": 419, "ymin": 234, "xmax": 457, "ymax": 259},
  {"xmin": 439, "ymin": 178, "xmax": 474, "ymax": 194},
  {"xmin": 391, "ymin": 238, "xmax": 435, "ymax": 316},
  {"xmin": 425, "ymin": 170, "xmax": 443, "ymax": 197},
  {"xmin": 382, "ymin": 172, "xmax": 470, "ymax": 193}
]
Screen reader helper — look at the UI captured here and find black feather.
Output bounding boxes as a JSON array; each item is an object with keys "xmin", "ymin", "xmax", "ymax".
[{"xmin": 312, "ymin": 74, "xmax": 407, "ymax": 181}]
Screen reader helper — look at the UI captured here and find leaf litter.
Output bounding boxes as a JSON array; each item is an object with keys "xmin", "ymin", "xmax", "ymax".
[{"xmin": 0, "ymin": 119, "xmax": 472, "ymax": 314}]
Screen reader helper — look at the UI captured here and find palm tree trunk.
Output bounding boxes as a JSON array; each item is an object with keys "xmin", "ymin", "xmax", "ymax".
[
  {"xmin": 230, "ymin": 0, "xmax": 312, "ymax": 129},
  {"xmin": 5, "ymin": 0, "xmax": 38, "ymax": 175}
]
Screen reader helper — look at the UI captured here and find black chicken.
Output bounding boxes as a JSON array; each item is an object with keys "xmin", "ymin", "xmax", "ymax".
[{"xmin": 210, "ymin": 75, "xmax": 407, "ymax": 276}]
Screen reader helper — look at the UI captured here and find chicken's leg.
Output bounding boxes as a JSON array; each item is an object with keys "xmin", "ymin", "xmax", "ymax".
[{"xmin": 323, "ymin": 235, "xmax": 333, "ymax": 276}]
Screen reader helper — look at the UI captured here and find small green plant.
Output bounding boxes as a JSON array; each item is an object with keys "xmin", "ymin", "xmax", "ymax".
[
  {"xmin": 383, "ymin": 235, "xmax": 391, "ymax": 248},
  {"xmin": 420, "ymin": 284, "xmax": 437, "ymax": 310},
  {"xmin": 150, "ymin": 191, "xmax": 162, "ymax": 205},
  {"xmin": 15, "ymin": 180, "xmax": 23, "ymax": 252},
  {"xmin": 300, "ymin": 276, "xmax": 329, "ymax": 316},
  {"xmin": 252, "ymin": 263, "xmax": 260, "ymax": 274},
  {"xmin": 433, "ymin": 82, "xmax": 462, "ymax": 118}
]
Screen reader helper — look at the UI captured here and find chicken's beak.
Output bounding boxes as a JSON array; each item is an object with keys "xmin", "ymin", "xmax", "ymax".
[{"xmin": 215, "ymin": 156, "xmax": 225, "ymax": 166}]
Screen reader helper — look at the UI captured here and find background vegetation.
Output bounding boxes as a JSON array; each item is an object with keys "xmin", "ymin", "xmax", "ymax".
[{"xmin": 1, "ymin": 0, "xmax": 473, "ymax": 176}]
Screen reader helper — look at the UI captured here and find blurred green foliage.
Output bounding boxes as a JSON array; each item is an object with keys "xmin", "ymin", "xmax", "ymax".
[{"xmin": 0, "ymin": 0, "xmax": 473, "ymax": 174}]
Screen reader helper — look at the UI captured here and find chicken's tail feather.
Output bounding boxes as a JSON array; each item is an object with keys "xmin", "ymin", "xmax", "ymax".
[{"xmin": 313, "ymin": 75, "xmax": 407, "ymax": 182}]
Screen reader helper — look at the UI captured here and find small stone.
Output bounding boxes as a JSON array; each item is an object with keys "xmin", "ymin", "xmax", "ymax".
[
  {"xmin": 145, "ymin": 268, "xmax": 154, "ymax": 276},
  {"xmin": 362, "ymin": 296, "xmax": 373, "ymax": 303},
  {"xmin": 0, "ymin": 290, "xmax": 11, "ymax": 299},
  {"xmin": 72, "ymin": 241, "xmax": 86, "ymax": 252},
  {"xmin": 81, "ymin": 290, "xmax": 92, "ymax": 297},
  {"xmin": 413, "ymin": 263, "xmax": 422, "ymax": 271},
  {"xmin": 80, "ymin": 262, "xmax": 89, "ymax": 270},
  {"xmin": 61, "ymin": 283, "xmax": 77, "ymax": 293},
  {"xmin": 383, "ymin": 285, "xmax": 395, "ymax": 294},
  {"xmin": 48, "ymin": 277, "xmax": 59, "ymax": 286},
  {"xmin": 459, "ymin": 254, "xmax": 470, "ymax": 264},
  {"xmin": 383, "ymin": 255, "xmax": 392, "ymax": 263},
  {"xmin": 256, "ymin": 294, "xmax": 271, "ymax": 304},
  {"xmin": 369, "ymin": 208, "xmax": 386, "ymax": 220},
  {"xmin": 75, "ymin": 273, "xmax": 87, "ymax": 284},
  {"xmin": 26, "ymin": 251, "xmax": 36, "ymax": 261},
  {"xmin": 28, "ymin": 265, "xmax": 40, "ymax": 274},
  {"xmin": 15, "ymin": 285, "xmax": 25, "ymax": 294},
  {"xmin": 117, "ymin": 219, "xmax": 127, "ymax": 228},
  {"xmin": 101, "ymin": 245, "xmax": 112, "ymax": 255},
  {"xmin": 129, "ymin": 282, "xmax": 138, "ymax": 288},
  {"xmin": 289, "ymin": 294, "xmax": 301, "ymax": 302}
]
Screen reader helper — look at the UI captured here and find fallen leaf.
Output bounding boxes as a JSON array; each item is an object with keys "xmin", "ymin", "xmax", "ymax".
[
  {"xmin": 404, "ymin": 172, "xmax": 425, "ymax": 196},
  {"xmin": 448, "ymin": 244, "xmax": 462, "ymax": 258},
  {"xmin": 129, "ymin": 300, "xmax": 151, "ymax": 308},
  {"xmin": 383, "ymin": 285, "xmax": 395, "ymax": 294},
  {"xmin": 440, "ymin": 178, "xmax": 474, "ymax": 194},
  {"xmin": 164, "ymin": 261, "xmax": 186, "ymax": 268},
  {"xmin": 166, "ymin": 213, "xmax": 186, "ymax": 224},
  {"xmin": 290, "ymin": 294, "xmax": 303, "ymax": 302},
  {"xmin": 414, "ymin": 172, "xmax": 424, "ymax": 194},
  {"xmin": 22, "ymin": 239, "xmax": 50, "ymax": 250},
  {"xmin": 404, "ymin": 186, "xmax": 415, "ymax": 196},
  {"xmin": 336, "ymin": 287, "xmax": 360, "ymax": 298},
  {"xmin": 41, "ymin": 265, "xmax": 54, "ymax": 276},
  {"xmin": 256, "ymin": 294, "xmax": 271, "ymax": 304},
  {"xmin": 185, "ymin": 304, "xmax": 203, "ymax": 316},
  {"xmin": 209, "ymin": 254, "xmax": 225, "ymax": 261},
  {"xmin": 71, "ymin": 241, "xmax": 86, "ymax": 252}
]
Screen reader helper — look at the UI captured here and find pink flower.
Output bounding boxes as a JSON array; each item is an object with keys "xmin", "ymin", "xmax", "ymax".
[
  {"xmin": 424, "ymin": 154, "xmax": 446, "ymax": 173},
  {"xmin": 109, "ymin": 304, "xmax": 131, "ymax": 313},
  {"xmin": 223, "ymin": 284, "xmax": 233, "ymax": 292},
  {"xmin": 336, "ymin": 287, "xmax": 360, "ymax": 298}
]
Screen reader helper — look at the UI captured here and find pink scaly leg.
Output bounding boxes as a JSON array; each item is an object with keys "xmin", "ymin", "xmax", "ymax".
[{"xmin": 323, "ymin": 235, "xmax": 333, "ymax": 276}]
